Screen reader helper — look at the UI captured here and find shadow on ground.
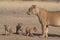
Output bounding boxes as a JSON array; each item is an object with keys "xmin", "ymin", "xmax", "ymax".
[
  {"xmin": 33, "ymin": 33, "xmax": 60, "ymax": 37},
  {"xmin": 0, "ymin": 33, "xmax": 60, "ymax": 37},
  {"xmin": 48, "ymin": 34, "xmax": 60, "ymax": 37}
]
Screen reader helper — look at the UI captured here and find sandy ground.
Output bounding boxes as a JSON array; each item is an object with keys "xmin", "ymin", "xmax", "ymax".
[{"xmin": 0, "ymin": 1, "xmax": 60, "ymax": 40}]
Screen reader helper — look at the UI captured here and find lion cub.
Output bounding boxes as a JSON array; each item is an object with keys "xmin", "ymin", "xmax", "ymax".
[
  {"xmin": 25, "ymin": 26, "xmax": 37, "ymax": 37},
  {"xmin": 4, "ymin": 24, "xmax": 12, "ymax": 35},
  {"xmin": 16, "ymin": 23, "xmax": 23, "ymax": 34}
]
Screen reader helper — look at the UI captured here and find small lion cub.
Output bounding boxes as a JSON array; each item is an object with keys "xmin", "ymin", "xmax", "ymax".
[
  {"xmin": 16, "ymin": 23, "xmax": 23, "ymax": 34},
  {"xmin": 4, "ymin": 24, "xmax": 12, "ymax": 35},
  {"xmin": 25, "ymin": 26, "xmax": 37, "ymax": 37}
]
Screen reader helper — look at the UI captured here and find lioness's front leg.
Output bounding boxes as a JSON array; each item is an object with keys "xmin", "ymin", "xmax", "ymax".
[
  {"xmin": 40, "ymin": 21, "xmax": 48, "ymax": 38},
  {"xmin": 39, "ymin": 9, "xmax": 48, "ymax": 38},
  {"xmin": 41, "ymin": 17, "xmax": 48, "ymax": 38},
  {"xmin": 40, "ymin": 18, "xmax": 48, "ymax": 38}
]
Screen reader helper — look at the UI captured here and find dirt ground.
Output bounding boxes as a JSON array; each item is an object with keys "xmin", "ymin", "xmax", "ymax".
[{"xmin": 0, "ymin": 1, "xmax": 60, "ymax": 40}]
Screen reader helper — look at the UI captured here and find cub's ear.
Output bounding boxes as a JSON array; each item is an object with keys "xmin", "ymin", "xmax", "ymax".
[
  {"xmin": 17, "ymin": 23, "xmax": 23, "ymax": 26},
  {"xmin": 4, "ymin": 24, "xmax": 9, "ymax": 27}
]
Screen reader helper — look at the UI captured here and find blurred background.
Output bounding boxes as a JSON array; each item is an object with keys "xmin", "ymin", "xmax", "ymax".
[{"xmin": 0, "ymin": 0, "xmax": 59, "ymax": 2}]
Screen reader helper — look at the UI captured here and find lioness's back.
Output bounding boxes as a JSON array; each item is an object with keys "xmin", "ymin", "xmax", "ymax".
[{"xmin": 48, "ymin": 11, "xmax": 60, "ymax": 26}]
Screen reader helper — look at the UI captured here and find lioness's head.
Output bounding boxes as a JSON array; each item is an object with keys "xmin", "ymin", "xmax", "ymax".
[
  {"xmin": 31, "ymin": 5, "xmax": 36, "ymax": 9},
  {"xmin": 27, "ymin": 5, "xmax": 37, "ymax": 15}
]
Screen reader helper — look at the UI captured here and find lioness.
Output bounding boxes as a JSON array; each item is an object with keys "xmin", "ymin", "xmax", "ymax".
[{"xmin": 27, "ymin": 5, "xmax": 60, "ymax": 37}]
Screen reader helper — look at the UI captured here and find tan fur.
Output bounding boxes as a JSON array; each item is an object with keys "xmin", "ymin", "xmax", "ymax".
[
  {"xmin": 27, "ymin": 5, "xmax": 60, "ymax": 37},
  {"xmin": 16, "ymin": 23, "xmax": 23, "ymax": 34},
  {"xmin": 25, "ymin": 26, "xmax": 37, "ymax": 37},
  {"xmin": 4, "ymin": 25, "xmax": 12, "ymax": 35}
]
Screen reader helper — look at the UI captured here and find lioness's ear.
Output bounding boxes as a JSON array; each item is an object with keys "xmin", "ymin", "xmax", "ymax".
[{"xmin": 32, "ymin": 5, "xmax": 36, "ymax": 8}]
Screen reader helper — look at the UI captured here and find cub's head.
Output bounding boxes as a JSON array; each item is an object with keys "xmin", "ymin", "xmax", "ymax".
[{"xmin": 33, "ymin": 27, "xmax": 37, "ymax": 32}]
